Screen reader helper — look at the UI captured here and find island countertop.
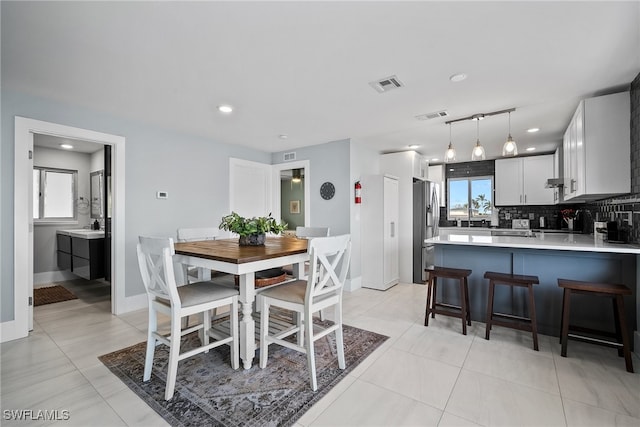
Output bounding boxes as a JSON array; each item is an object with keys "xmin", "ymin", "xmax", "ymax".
[{"xmin": 426, "ymin": 231, "xmax": 640, "ymax": 254}]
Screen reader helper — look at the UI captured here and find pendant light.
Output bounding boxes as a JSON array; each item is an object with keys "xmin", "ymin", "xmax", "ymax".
[
  {"xmin": 502, "ymin": 111, "xmax": 518, "ymax": 156},
  {"xmin": 471, "ymin": 120, "xmax": 486, "ymax": 161},
  {"xmin": 291, "ymin": 168, "xmax": 302, "ymax": 183},
  {"xmin": 444, "ymin": 123, "xmax": 456, "ymax": 163}
]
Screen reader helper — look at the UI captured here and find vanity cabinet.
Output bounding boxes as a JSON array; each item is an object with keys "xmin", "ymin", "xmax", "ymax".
[
  {"xmin": 495, "ymin": 155, "xmax": 554, "ymax": 206},
  {"xmin": 56, "ymin": 232, "xmax": 105, "ymax": 280},
  {"xmin": 563, "ymin": 91, "xmax": 630, "ymax": 201},
  {"xmin": 56, "ymin": 234, "xmax": 72, "ymax": 271}
]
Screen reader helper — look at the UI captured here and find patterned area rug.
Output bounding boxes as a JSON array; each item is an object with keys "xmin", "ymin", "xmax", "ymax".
[
  {"xmin": 99, "ymin": 321, "xmax": 387, "ymax": 427},
  {"xmin": 33, "ymin": 285, "xmax": 78, "ymax": 306}
]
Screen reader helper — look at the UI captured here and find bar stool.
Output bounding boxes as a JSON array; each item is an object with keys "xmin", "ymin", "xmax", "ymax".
[
  {"xmin": 558, "ymin": 278, "xmax": 633, "ymax": 373},
  {"xmin": 424, "ymin": 266, "xmax": 472, "ymax": 335},
  {"xmin": 484, "ymin": 271, "xmax": 539, "ymax": 351}
]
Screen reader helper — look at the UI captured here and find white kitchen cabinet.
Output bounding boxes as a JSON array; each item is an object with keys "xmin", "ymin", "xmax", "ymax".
[
  {"xmin": 495, "ymin": 155, "xmax": 554, "ymax": 206},
  {"xmin": 428, "ymin": 164, "xmax": 446, "ymax": 207},
  {"xmin": 360, "ymin": 174, "xmax": 399, "ymax": 290},
  {"xmin": 381, "ymin": 151, "xmax": 427, "ymax": 180},
  {"xmin": 553, "ymin": 148, "xmax": 562, "ymax": 204},
  {"xmin": 563, "ymin": 91, "xmax": 630, "ymax": 201}
]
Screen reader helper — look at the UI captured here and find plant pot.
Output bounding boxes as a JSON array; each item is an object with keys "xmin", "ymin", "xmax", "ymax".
[{"xmin": 239, "ymin": 233, "xmax": 266, "ymax": 246}]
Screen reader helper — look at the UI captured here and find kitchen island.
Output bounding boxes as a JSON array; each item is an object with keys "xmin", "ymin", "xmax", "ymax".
[{"xmin": 425, "ymin": 231, "xmax": 639, "ymax": 344}]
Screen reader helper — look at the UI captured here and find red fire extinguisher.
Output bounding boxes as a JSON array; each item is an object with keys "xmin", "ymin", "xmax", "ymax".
[{"xmin": 354, "ymin": 181, "xmax": 362, "ymax": 204}]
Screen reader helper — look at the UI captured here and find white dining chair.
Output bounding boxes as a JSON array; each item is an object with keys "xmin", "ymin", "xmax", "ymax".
[
  {"xmin": 137, "ymin": 236, "xmax": 239, "ymax": 400},
  {"xmin": 258, "ymin": 234, "xmax": 351, "ymax": 391},
  {"xmin": 177, "ymin": 227, "xmax": 219, "ymax": 283},
  {"xmin": 295, "ymin": 226, "xmax": 330, "ymax": 239}
]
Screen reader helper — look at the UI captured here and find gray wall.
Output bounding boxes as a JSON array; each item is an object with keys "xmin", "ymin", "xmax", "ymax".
[
  {"xmin": 280, "ymin": 177, "xmax": 305, "ymax": 230},
  {"xmin": 1, "ymin": 89, "xmax": 271, "ymax": 321},
  {"xmin": 271, "ymin": 140, "xmax": 351, "ymax": 236},
  {"xmin": 33, "ymin": 147, "xmax": 92, "ymax": 274}
]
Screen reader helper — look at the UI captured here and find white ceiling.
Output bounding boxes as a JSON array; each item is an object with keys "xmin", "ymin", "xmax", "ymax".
[
  {"xmin": 3, "ymin": 1, "xmax": 639, "ymax": 162},
  {"xmin": 33, "ymin": 134, "xmax": 103, "ymax": 154}
]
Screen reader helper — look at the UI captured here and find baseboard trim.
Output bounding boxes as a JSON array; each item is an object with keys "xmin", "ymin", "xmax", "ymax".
[
  {"xmin": 0, "ymin": 319, "xmax": 28, "ymax": 343},
  {"xmin": 345, "ymin": 276, "xmax": 361, "ymax": 293},
  {"xmin": 34, "ymin": 270, "xmax": 78, "ymax": 286},
  {"xmin": 117, "ymin": 293, "xmax": 148, "ymax": 315}
]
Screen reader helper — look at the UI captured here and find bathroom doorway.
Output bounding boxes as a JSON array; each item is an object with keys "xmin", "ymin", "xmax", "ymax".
[
  {"xmin": 9, "ymin": 117, "xmax": 125, "ymax": 341},
  {"xmin": 32, "ymin": 135, "xmax": 112, "ymax": 310}
]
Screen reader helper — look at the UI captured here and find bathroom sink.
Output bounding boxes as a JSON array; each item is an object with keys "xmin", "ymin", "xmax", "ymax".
[{"xmin": 59, "ymin": 229, "xmax": 105, "ymax": 239}]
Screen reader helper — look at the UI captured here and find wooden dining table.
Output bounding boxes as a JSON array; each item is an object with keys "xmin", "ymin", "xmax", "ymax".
[{"xmin": 173, "ymin": 236, "xmax": 309, "ymax": 369}]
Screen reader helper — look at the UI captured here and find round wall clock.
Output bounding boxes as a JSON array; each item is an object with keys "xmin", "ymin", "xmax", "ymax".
[{"xmin": 320, "ymin": 182, "xmax": 335, "ymax": 200}]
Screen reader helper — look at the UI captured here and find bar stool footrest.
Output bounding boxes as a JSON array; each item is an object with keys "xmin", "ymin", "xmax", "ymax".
[{"xmin": 567, "ymin": 333, "xmax": 624, "ymax": 349}]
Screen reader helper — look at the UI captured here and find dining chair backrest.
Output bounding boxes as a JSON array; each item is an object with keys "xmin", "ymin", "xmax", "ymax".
[
  {"xmin": 305, "ymin": 234, "xmax": 351, "ymax": 305},
  {"xmin": 137, "ymin": 236, "xmax": 181, "ymax": 306},
  {"xmin": 295, "ymin": 226, "xmax": 330, "ymax": 239},
  {"xmin": 177, "ymin": 227, "xmax": 219, "ymax": 242}
]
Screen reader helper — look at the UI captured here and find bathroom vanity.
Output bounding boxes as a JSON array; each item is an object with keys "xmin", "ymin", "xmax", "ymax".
[{"xmin": 56, "ymin": 229, "xmax": 105, "ymax": 280}]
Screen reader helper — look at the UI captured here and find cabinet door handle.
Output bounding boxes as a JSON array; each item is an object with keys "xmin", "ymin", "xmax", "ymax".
[
  {"xmin": 524, "ymin": 195, "xmax": 527, "ymax": 203},
  {"xmin": 519, "ymin": 195, "xmax": 522, "ymax": 203},
  {"xmin": 390, "ymin": 222, "xmax": 395, "ymax": 238}
]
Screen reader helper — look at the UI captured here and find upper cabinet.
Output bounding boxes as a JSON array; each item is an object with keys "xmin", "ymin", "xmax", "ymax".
[
  {"xmin": 381, "ymin": 151, "xmax": 427, "ymax": 180},
  {"xmin": 495, "ymin": 155, "xmax": 555, "ymax": 206},
  {"xmin": 563, "ymin": 92, "xmax": 630, "ymax": 201},
  {"xmin": 428, "ymin": 164, "xmax": 446, "ymax": 207}
]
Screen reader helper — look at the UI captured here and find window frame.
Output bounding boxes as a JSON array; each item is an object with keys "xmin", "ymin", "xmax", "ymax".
[
  {"xmin": 447, "ymin": 175, "xmax": 494, "ymax": 221},
  {"xmin": 33, "ymin": 166, "xmax": 79, "ymax": 224}
]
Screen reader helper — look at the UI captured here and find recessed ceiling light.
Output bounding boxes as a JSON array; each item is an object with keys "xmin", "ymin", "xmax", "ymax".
[
  {"xmin": 449, "ymin": 73, "xmax": 467, "ymax": 82},
  {"xmin": 526, "ymin": 147, "xmax": 536, "ymax": 152},
  {"xmin": 431, "ymin": 158, "xmax": 439, "ymax": 162},
  {"xmin": 278, "ymin": 134, "xmax": 288, "ymax": 140},
  {"xmin": 527, "ymin": 128, "xmax": 540, "ymax": 133},
  {"xmin": 408, "ymin": 144, "xmax": 420, "ymax": 149},
  {"xmin": 217, "ymin": 104, "xmax": 233, "ymax": 114},
  {"xmin": 59, "ymin": 143, "xmax": 74, "ymax": 150}
]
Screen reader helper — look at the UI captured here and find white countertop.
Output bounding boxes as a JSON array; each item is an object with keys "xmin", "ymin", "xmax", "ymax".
[
  {"xmin": 427, "ymin": 231, "xmax": 640, "ymax": 254},
  {"xmin": 57, "ymin": 229, "xmax": 105, "ymax": 239}
]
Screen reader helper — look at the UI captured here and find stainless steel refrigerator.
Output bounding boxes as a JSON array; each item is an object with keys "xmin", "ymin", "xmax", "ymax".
[{"xmin": 413, "ymin": 178, "xmax": 439, "ymax": 283}]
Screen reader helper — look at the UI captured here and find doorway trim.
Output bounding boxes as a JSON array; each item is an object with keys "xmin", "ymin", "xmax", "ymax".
[
  {"xmin": 272, "ymin": 160, "xmax": 311, "ymax": 228},
  {"xmin": 6, "ymin": 117, "xmax": 125, "ymax": 342}
]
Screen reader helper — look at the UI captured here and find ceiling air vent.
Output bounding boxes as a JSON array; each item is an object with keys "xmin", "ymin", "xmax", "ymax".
[
  {"xmin": 369, "ymin": 75, "xmax": 404, "ymax": 93},
  {"xmin": 415, "ymin": 110, "xmax": 449, "ymax": 120},
  {"xmin": 283, "ymin": 152, "xmax": 296, "ymax": 161}
]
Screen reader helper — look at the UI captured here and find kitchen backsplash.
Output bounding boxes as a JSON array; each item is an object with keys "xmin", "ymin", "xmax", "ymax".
[{"xmin": 439, "ymin": 72, "xmax": 640, "ymax": 244}]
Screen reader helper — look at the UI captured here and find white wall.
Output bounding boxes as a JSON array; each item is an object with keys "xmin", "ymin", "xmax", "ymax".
[
  {"xmin": 271, "ymin": 140, "xmax": 351, "ymax": 236},
  {"xmin": 349, "ymin": 139, "xmax": 381, "ymax": 290},
  {"xmin": 1, "ymin": 89, "xmax": 271, "ymax": 321}
]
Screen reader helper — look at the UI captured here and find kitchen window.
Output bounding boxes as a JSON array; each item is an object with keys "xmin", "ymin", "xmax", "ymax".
[
  {"xmin": 447, "ymin": 176, "xmax": 493, "ymax": 220},
  {"xmin": 33, "ymin": 167, "xmax": 78, "ymax": 222}
]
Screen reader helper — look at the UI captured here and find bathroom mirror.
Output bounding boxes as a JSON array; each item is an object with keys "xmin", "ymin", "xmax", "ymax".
[{"xmin": 90, "ymin": 170, "xmax": 104, "ymax": 219}]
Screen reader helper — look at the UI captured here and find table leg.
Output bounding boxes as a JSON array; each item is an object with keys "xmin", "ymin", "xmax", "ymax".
[
  {"xmin": 238, "ymin": 272, "xmax": 256, "ymax": 370},
  {"xmin": 293, "ymin": 261, "xmax": 305, "ymax": 279}
]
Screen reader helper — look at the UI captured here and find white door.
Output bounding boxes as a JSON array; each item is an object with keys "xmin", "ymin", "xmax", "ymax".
[
  {"xmin": 229, "ymin": 158, "xmax": 273, "ymax": 220},
  {"xmin": 383, "ymin": 176, "xmax": 399, "ymax": 286},
  {"xmin": 495, "ymin": 158, "xmax": 523, "ymax": 205},
  {"xmin": 523, "ymin": 155, "xmax": 554, "ymax": 205}
]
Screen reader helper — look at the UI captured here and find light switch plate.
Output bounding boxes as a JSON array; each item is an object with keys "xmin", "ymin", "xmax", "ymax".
[
  {"xmin": 505, "ymin": 212, "xmax": 511, "ymax": 220},
  {"xmin": 529, "ymin": 213, "xmax": 535, "ymax": 220}
]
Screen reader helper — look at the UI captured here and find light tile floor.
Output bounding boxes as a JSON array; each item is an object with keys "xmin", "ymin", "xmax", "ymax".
[{"xmin": 1, "ymin": 282, "xmax": 638, "ymax": 426}]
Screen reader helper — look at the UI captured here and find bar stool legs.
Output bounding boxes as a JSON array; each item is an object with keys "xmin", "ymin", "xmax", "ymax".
[
  {"xmin": 425, "ymin": 267, "xmax": 472, "ymax": 335},
  {"xmin": 484, "ymin": 271, "xmax": 539, "ymax": 351},
  {"xmin": 558, "ymin": 279, "xmax": 633, "ymax": 373}
]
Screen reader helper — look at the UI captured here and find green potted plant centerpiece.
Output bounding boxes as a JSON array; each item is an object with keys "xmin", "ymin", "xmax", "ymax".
[{"xmin": 219, "ymin": 212, "xmax": 287, "ymax": 246}]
